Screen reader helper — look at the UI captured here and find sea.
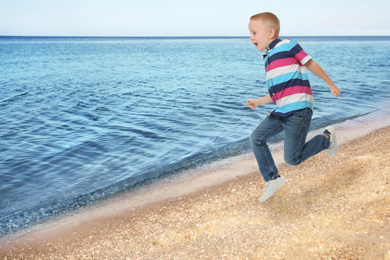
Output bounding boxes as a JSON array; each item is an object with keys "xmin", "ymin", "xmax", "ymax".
[{"xmin": 1, "ymin": 36, "xmax": 390, "ymax": 236}]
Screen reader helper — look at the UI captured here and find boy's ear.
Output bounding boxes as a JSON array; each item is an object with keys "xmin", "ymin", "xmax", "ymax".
[{"xmin": 268, "ymin": 28, "xmax": 276, "ymax": 39}]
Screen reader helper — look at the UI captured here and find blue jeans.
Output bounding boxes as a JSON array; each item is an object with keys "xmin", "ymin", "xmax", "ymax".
[{"xmin": 249, "ymin": 108, "xmax": 330, "ymax": 182}]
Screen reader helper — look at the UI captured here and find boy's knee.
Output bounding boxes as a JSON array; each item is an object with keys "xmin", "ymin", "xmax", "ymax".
[
  {"xmin": 249, "ymin": 133, "xmax": 265, "ymax": 147},
  {"xmin": 284, "ymin": 156, "xmax": 301, "ymax": 166}
]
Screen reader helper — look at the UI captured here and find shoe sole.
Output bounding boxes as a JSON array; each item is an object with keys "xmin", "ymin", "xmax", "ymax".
[
  {"xmin": 325, "ymin": 126, "xmax": 338, "ymax": 157},
  {"xmin": 259, "ymin": 177, "xmax": 287, "ymax": 203}
]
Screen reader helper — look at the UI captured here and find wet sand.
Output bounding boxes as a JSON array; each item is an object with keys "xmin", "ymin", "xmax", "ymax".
[{"xmin": 1, "ymin": 113, "xmax": 390, "ymax": 259}]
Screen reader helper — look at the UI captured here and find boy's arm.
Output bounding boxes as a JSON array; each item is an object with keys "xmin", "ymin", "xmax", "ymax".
[
  {"xmin": 246, "ymin": 95, "xmax": 273, "ymax": 110},
  {"xmin": 304, "ymin": 59, "xmax": 341, "ymax": 97}
]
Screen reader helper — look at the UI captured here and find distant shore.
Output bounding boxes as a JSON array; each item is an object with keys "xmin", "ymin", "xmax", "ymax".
[{"xmin": 1, "ymin": 110, "xmax": 390, "ymax": 259}]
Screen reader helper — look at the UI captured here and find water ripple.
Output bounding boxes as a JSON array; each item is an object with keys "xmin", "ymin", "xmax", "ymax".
[{"xmin": 1, "ymin": 36, "xmax": 389, "ymax": 235}]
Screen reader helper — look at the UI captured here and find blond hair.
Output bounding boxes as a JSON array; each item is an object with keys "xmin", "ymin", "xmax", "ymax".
[{"xmin": 250, "ymin": 12, "xmax": 280, "ymax": 38}]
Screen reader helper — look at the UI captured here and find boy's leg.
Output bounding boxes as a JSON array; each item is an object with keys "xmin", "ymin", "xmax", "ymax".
[
  {"xmin": 283, "ymin": 108, "xmax": 330, "ymax": 165},
  {"xmin": 249, "ymin": 113, "xmax": 284, "ymax": 182}
]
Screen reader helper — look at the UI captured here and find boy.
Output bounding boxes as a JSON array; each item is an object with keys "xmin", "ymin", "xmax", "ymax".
[{"xmin": 246, "ymin": 12, "xmax": 341, "ymax": 203}]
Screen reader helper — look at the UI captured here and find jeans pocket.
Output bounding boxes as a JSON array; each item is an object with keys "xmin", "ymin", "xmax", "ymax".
[{"xmin": 288, "ymin": 108, "xmax": 312, "ymax": 126}]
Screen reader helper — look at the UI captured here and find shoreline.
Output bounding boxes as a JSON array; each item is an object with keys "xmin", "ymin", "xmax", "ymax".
[{"xmin": 1, "ymin": 110, "xmax": 390, "ymax": 258}]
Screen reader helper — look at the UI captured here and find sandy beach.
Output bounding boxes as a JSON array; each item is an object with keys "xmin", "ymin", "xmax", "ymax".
[{"xmin": 1, "ymin": 113, "xmax": 390, "ymax": 259}]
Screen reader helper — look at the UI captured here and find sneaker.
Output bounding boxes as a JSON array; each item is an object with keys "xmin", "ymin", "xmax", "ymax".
[
  {"xmin": 259, "ymin": 176, "xmax": 287, "ymax": 203},
  {"xmin": 324, "ymin": 126, "xmax": 338, "ymax": 157}
]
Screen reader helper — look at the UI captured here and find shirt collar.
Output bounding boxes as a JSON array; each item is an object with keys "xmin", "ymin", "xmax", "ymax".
[
  {"xmin": 263, "ymin": 39, "xmax": 282, "ymax": 59},
  {"xmin": 268, "ymin": 39, "xmax": 281, "ymax": 50}
]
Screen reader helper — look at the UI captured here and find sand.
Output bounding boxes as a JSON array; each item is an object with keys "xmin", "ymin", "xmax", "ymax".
[{"xmin": 1, "ymin": 115, "xmax": 390, "ymax": 259}]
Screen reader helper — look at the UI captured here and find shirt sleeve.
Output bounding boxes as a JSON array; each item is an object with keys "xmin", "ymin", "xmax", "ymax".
[{"xmin": 290, "ymin": 40, "xmax": 312, "ymax": 65}]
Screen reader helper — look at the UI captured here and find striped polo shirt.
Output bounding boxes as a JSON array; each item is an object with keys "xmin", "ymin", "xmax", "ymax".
[{"xmin": 264, "ymin": 39, "xmax": 313, "ymax": 117}]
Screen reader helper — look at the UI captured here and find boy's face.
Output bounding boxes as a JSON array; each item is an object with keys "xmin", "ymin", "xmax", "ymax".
[{"xmin": 248, "ymin": 20, "xmax": 275, "ymax": 52}]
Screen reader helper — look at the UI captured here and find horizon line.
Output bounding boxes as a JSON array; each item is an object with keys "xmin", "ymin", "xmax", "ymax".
[{"xmin": 1, "ymin": 35, "xmax": 390, "ymax": 38}]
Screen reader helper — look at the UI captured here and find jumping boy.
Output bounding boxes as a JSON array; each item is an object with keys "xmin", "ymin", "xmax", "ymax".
[{"xmin": 246, "ymin": 12, "xmax": 341, "ymax": 203}]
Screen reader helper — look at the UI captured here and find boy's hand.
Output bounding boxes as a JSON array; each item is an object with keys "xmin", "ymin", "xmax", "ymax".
[
  {"xmin": 246, "ymin": 98, "xmax": 261, "ymax": 110},
  {"xmin": 246, "ymin": 95, "xmax": 273, "ymax": 109},
  {"xmin": 330, "ymin": 84, "xmax": 341, "ymax": 97}
]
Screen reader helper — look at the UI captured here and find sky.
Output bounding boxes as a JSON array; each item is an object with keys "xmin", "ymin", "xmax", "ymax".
[{"xmin": 0, "ymin": 0, "xmax": 389, "ymax": 37}]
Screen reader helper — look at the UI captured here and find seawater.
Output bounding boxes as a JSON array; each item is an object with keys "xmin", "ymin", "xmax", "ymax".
[{"xmin": 1, "ymin": 36, "xmax": 390, "ymax": 236}]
